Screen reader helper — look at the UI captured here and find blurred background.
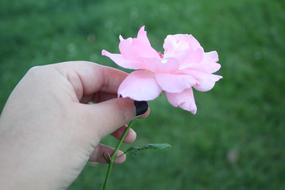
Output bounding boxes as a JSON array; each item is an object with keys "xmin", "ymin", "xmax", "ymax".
[{"xmin": 0, "ymin": 0, "xmax": 284, "ymax": 189}]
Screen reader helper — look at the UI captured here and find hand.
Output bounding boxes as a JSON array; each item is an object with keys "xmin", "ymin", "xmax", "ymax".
[{"xmin": 0, "ymin": 61, "xmax": 150, "ymax": 190}]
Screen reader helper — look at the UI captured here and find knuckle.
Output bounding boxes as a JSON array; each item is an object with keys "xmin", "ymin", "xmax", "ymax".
[
  {"xmin": 27, "ymin": 65, "xmax": 42, "ymax": 74},
  {"xmin": 26, "ymin": 65, "xmax": 50, "ymax": 78}
]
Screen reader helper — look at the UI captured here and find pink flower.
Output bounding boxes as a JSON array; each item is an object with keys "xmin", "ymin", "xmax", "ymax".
[{"xmin": 102, "ymin": 26, "xmax": 222, "ymax": 114}]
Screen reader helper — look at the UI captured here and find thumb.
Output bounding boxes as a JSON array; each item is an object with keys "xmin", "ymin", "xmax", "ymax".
[{"xmin": 81, "ymin": 98, "xmax": 149, "ymax": 138}]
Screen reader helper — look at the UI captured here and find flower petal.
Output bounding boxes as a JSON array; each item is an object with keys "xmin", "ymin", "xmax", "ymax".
[
  {"xmin": 199, "ymin": 51, "xmax": 220, "ymax": 73},
  {"xmin": 187, "ymin": 70, "xmax": 222, "ymax": 92},
  {"xmin": 119, "ymin": 26, "xmax": 160, "ymax": 61},
  {"xmin": 163, "ymin": 34, "xmax": 203, "ymax": 59},
  {"xmin": 179, "ymin": 61, "xmax": 221, "ymax": 74},
  {"xmin": 102, "ymin": 50, "xmax": 139, "ymax": 69},
  {"xmin": 205, "ymin": 51, "xmax": 219, "ymax": 62},
  {"xmin": 166, "ymin": 88, "xmax": 197, "ymax": 114},
  {"xmin": 118, "ymin": 70, "xmax": 162, "ymax": 101},
  {"xmin": 155, "ymin": 73, "xmax": 197, "ymax": 93},
  {"xmin": 140, "ymin": 57, "xmax": 179, "ymax": 73}
]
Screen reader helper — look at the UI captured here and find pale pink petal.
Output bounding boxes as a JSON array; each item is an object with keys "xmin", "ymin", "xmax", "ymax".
[
  {"xmin": 102, "ymin": 50, "xmax": 139, "ymax": 69},
  {"xmin": 176, "ymin": 48, "xmax": 204, "ymax": 69},
  {"xmin": 102, "ymin": 51, "xmax": 164, "ymax": 72},
  {"xmin": 163, "ymin": 34, "xmax": 203, "ymax": 59},
  {"xmin": 119, "ymin": 26, "xmax": 160, "ymax": 61},
  {"xmin": 141, "ymin": 57, "xmax": 179, "ymax": 73},
  {"xmin": 205, "ymin": 51, "xmax": 219, "ymax": 62},
  {"xmin": 200, "ymin": 51, "xmax": 220, "ymax": 73},
  {"xmin": 179, "ymin": 61, "xmax": 221, "ymax": 74},
  {"xmin": 166, "ymin": 88, "xmax": 197, "ymax": 114},
  {"xmin": 178, "ymin": 51, "xmax": 220, "ymax": 73},
  {"xmin": 155, "ymin": 73, "xmax": 197, "ymax": 93},
  {"xmin": 163, "ymin": 34, "xmax": 205, "ymax": 73},
  {"xmin": 118, "ymin": 70, "xmax": 162, "ymax": 101},
  {"xmin": 185, "ymin": 48, "xmax": 204, "ymax": 63},
  {"xmin": 187, "ymin": 70, "xmax": 222, "ymax": 92},
  {"xmin": 202, "ymin": 62, "xmax": 221, "ymax": 73}
]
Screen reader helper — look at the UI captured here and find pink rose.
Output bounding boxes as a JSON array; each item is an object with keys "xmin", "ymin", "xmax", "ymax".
[{"xmin": 102, "ymin": 26, "xmax": 222, "ymax": 114}]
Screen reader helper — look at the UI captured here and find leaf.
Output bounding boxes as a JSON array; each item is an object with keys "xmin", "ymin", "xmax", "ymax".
[{"xmin": 124, "ymin": 143, "xmax": 171, "ymax": 156}]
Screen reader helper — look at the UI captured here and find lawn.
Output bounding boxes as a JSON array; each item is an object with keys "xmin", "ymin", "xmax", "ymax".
[{"xmin": 0, "ymin": 0, "xmax": 285, "ymax": 189}]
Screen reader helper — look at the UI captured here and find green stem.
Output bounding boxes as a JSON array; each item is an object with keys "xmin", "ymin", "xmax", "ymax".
[{"xmin": 102, "ymin": 121, "xmax": 133, "ymax": 190}]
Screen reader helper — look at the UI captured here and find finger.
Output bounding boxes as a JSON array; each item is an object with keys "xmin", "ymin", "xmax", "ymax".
[
  {"xmin": 81, "ymin": 98, "xmax": 149, "ymax": 138},
  {"xmin": 112, "ymin": 125, "xmax": 137, "ymax": 144},
  {"xmin": 89, "ymin": 144, "xmax": 126, "ymax": 164},
  {"xmin": 93, "ymin": 92, "xmax": 117, "ymax": 103},
  {"xmin": 138, "ymin": 106, "xmax": 151, "ymax": 119},
  {"xmin": 81, "ymin": 92, "xmax": 117, "ymax": 104},
  {"xmin": 53, "ymin": 61, "xmax": 127, "ymax": 100}
]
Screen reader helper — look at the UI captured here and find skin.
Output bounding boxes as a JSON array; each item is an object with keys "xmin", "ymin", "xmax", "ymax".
[{"xmin": 0, "ymin": 61, "xmax": 150, "ymax": 190}]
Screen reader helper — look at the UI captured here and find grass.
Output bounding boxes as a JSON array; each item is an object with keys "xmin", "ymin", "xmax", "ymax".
[{"xmin": 0, "ymin": 0, "xmax": 285, "ymax": 189}]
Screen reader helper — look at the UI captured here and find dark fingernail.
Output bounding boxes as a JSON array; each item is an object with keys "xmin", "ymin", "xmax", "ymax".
[{"xmin": 134, "ymin": 101, "xmax": 148, "ymax": 116}]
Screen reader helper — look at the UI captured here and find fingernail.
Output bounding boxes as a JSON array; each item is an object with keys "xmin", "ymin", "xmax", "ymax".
[
  {"xmin": 115, "ymin": 152, "xmax": 126, "ymax": 164},
  {"xmin": 134, "ymin": 101, "xmax": 148, "ymax": 116}
]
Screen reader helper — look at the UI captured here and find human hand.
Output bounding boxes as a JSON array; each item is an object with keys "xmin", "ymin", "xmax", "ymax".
[{"xmin": 0, "ymin": 61, "xmax": 149, "ymax": 190}]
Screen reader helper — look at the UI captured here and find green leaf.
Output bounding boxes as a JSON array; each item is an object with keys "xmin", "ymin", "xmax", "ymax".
[{"xmin": 124, "ymin": 143, "xmax": 171, "ymax": 156}]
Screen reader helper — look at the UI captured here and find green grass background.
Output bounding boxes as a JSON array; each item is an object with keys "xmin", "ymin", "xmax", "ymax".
[{"xmin": 1, "ymin": 0, "xmax": 285, "ymax": 189}]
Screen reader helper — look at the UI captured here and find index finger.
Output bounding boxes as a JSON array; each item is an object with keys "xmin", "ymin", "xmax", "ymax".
[{"xmin": 53, "ymin": 61, "xmax": 128, "ymax": 99}]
